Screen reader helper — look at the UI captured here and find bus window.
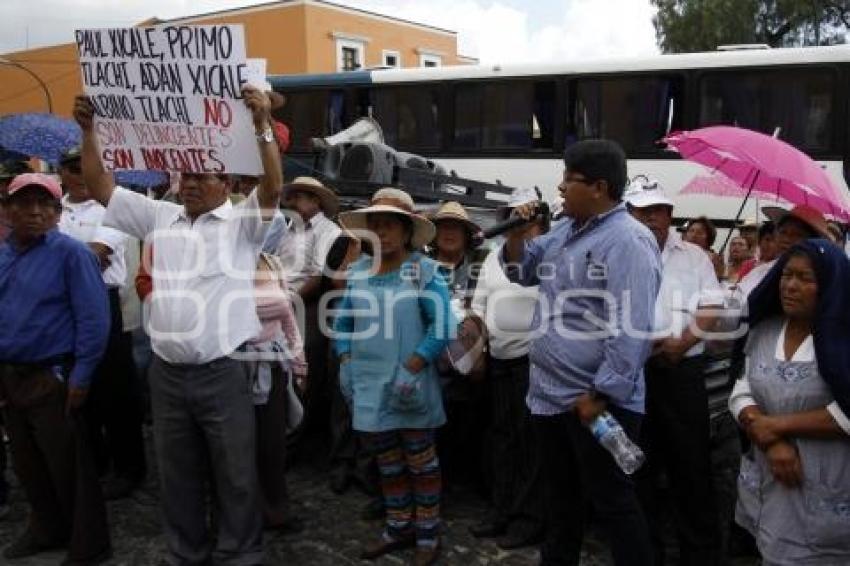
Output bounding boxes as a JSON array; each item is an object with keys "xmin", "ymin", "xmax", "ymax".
[
  {"xmin": 272, "ymin": 90, "xmax": 328, "ymax": 152},
  {"xmin": 570, "ymin": 76, "xmax": 681, "ymax": 153},
  {"xmin": 699, "ymin": 68, "xmax": 835, "ymax": 154},
  {"xmin": 370, "ymin": 86, "xmax": 441, "ymax": 150},
  {"xmin": 327, "ymin": 90, "xmax": 347, "ymax": 136},
  {"xmin": 453, "ymin": 81, "xmax": 556, "ymax": 151}
]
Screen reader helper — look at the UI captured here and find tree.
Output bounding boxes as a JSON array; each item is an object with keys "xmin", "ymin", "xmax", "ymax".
[{"xmin": 651, "ymin": 0, "xmax": 850, "ymax": 53}]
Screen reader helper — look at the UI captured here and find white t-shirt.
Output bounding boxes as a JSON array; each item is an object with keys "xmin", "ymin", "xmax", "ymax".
[
  {"xmin": 59, "ymin": 196, "xmax": 128, "ymax": 288},
  {"xmin": 103, "ymin": 187, "xmax": 271, "ymax": 364},
  {"xmin": 276, "ymin": 211, "xmax": 340, "ymax": 291},
  {"xmin": 471, "ymin": 245, "xmax": 539, "ymax": 360},
  {"xmin": 655, "ymin": 230, "xmax": 724, "ymax": 357}
]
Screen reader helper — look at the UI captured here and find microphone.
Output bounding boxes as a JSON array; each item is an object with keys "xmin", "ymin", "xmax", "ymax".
[{"xmin": 479, "ymin": 201, "xmax": 550, "ymax": 240}]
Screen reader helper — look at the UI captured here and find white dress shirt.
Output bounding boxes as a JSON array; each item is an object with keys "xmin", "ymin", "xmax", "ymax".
[
  {"xmin": 103, "ymin": 187, "xmax": 271, "ymax": 364},
  {"xmin": 729, "ymin": 320, "xmax": 850, "ymax": 434},
  {"xmin": 59, "ymin": 196, "xmax": 128, "ymax": 288},
  {"xmin": 654, "ymin": 230, "xmax": 724, "ymax": 358},
  {"xmin": 276, "ymin": 210, "xmax": 340, "ymax": 291},
  {"xmin": 471, "ymin": 245, "xmax": 539, "ymax": 360}
]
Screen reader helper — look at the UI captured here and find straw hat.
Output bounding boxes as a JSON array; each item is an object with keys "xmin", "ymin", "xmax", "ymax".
[
  {"xmin": 283, "ymin": 176, "xmax": 339, "ymax": 217},
  {"xmin": 763, "ymin": 205, "xmax": 831, "ymax": 240},
  {"xmin": 430, "ymin": 201, "xmax": 481, "ymax": 234},
  {"xmin": 339, "ymin": 188, "xmax": 435, "ymax": 249}
]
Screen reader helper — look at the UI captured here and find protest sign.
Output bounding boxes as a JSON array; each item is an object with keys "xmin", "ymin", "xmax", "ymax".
[{"xmin": 75, "ymin": 25, "xmax": 263, "ymax": 175}]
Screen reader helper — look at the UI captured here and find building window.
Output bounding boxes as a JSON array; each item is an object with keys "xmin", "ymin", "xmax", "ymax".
[
  {"xmin": 420, "ymin": 53, "xmax": 442, "ymax": 67},
  {"xmin": 382, "ymin": 50, "xmax": 401, "ymax": 68},
  {"xmin": 336, "ymin": 38, "xmax": 365, "ymax": 72}
]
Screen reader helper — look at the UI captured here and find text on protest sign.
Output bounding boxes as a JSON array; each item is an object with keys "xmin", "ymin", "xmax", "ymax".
[{"xmin": 75, "ymin": 25, "xmax": 263, "ymax": 175}]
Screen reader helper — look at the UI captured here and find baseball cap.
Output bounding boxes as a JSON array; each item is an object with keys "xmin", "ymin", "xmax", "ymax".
[
  {"xmin": 59, "ymin": 145, "xmax": 82, "ymax": 166},
  {"xmin": 6, "ymin": 173, "xmax": 62, "ymax": 200},
  {"xmin": 624, "ymin": 177, "xmax": 674, "ymax": 209}
]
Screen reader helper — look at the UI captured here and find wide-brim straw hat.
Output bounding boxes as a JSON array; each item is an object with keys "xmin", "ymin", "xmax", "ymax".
[
  {"xmin": 283, "ymin": 176, "xmax": 339, "ymax": 217},
  {"xmin": 430, "ymin": 200, "xmax": 481, "ymax": 234},
  {"xmin": 339, "ymin": 187, "xmax": 435, "ymax": 249},
  {"xmin": 763, "ymin": 205, "xmax": 831, "ymax": 240}
]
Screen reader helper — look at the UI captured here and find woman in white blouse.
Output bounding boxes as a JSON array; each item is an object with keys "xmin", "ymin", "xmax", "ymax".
[{"xmin": 729, "ymin": 239, "xmax": 850, "ymax": 565}]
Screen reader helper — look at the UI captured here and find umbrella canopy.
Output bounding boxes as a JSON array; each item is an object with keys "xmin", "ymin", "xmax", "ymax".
[
  {"xmin": 114, "ymin": 169, "xmax": 170, "ymax": 189},
  {"xmin": 0, "ymin": 112, "xmax": 81, "ymax": 165},
  {"xmin": 680, "ymin": 172, "xmax": 847, "ymax": 219},
  {"xmin": 664, "ymin": 126, "xmax": 850, "ymax": 221}
]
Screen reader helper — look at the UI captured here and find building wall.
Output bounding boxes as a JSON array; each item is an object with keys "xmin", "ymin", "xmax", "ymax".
[
  {"xmin": 0, "ymin": 43, "xmax": 83, "ymax": 116},
  {"xmin": 303, "ymin": 2, "xmax": 460, "ymax": 70},
  {"xmin": 0, "ymin": 0, "xmax": 464, "ymax": 118}
]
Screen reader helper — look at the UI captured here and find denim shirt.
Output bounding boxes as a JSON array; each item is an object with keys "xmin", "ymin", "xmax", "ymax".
[{"xmin": 502, "ymin": 204, "xmax": 661, "ymax": 414}]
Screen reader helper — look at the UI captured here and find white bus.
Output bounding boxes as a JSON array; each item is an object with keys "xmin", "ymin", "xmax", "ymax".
[{"xmin": 269, "ymin": 45, "xmax": 846, "ymax": 227}]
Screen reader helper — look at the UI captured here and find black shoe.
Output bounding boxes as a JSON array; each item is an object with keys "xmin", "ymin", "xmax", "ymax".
[
  {"xmin": 329, "ymin": 467, "xmax": 351, "ymax": 495},
  {"xmin": 102, "ymin": 476, "xmax": 140, "ymax": 501},
  {"xmin": 268, "ymin": 515, "xmax": 305, "ymax": 536},
  {"xmin": 61, "ymin": 545, "xmax": 112, "ymax": 566},
  {"xmin": 3, "ymin": 531, "xmax": 66, "ymax": 559},
  {"xmin": 469, "ymin": 519, "xmax": 508, "ymax": 539},
  {"xmin": 360, "ymin": 498, "xmax": 384, "ymax": 521},
  {"xmin": 497, "ymin": 526, "xmax": 544, "ymax": 550},
  {"xmin": 359, "ymin": 533, "xmax": 416, "ymax": 560}
]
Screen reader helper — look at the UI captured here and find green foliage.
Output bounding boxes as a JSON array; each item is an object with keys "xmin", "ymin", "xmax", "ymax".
[{"xmin": 651, "ymin": 0, "xmax": 850, "ymax": 53}]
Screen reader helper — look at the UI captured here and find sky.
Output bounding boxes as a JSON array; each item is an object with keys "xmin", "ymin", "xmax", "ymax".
[{"xmin": 0, "ymin": 0, "xmax": 659, "ymax": 62}]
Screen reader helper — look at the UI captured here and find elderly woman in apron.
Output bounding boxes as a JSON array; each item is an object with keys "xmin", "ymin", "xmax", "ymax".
[
  {"xmin": 729, "ymin": 239, "xmax": 850, "ymax": 565},
  {"xmin": 333, "ymin": 188, "xmax": 455, "ymax": 566}
]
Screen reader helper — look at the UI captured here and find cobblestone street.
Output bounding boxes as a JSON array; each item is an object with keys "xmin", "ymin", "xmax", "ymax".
[{"xmin": 0, "ymin": 431, "xmax": 759, "ymax": 566}]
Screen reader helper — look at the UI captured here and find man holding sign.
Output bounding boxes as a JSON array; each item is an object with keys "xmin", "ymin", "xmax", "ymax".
[{"xmin": 73, "ymin": 84, "xmax": 282, "ymax": 566}]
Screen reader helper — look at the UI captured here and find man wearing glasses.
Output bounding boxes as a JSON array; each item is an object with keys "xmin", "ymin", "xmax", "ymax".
[{"xmin": 502, "ymin": 140, "xmax": 661, "ymax": 566}]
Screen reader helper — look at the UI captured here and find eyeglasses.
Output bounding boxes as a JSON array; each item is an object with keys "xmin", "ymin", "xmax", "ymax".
[
  {"xmin": 563, "ymin": 175, "xmax": 594, "ymax": 186},
  {"xmin": 181, "ymin": 174, "xmax": 227, "ymax": 186}
]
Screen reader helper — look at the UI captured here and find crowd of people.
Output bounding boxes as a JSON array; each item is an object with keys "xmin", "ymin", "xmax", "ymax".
[{"xmin": 0, "ymin": 87, "xmax": 849, "ymax": 566}]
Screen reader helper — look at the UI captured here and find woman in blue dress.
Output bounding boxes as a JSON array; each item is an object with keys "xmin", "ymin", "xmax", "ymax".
[
  {"xmin": 333, "ymin": 188, "xmax": 455, "ymax": 565},
  {"xmin": 729, "ymin": 239, "xmax": 850, "ymax": 565}
]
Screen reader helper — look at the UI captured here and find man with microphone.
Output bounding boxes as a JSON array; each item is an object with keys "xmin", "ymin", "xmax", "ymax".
[{"xmin": 500, "ymin": 140, "xmax": 660, "ymax": 566}]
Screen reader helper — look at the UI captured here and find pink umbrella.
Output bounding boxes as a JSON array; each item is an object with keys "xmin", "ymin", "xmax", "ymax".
[
  {"xmin": 680, "ymin": 172, "xmax": 845, "ymax": 218},
  {"xmin": 664, "ymin": 126, "xmax": 850, "ymax": 222}
]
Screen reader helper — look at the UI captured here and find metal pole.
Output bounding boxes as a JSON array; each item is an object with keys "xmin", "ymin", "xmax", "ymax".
[{"xmin": 0, "ymin": 57, "xmax": 53, "ymax": 112}]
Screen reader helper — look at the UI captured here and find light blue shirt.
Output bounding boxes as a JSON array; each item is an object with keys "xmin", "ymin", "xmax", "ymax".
[{"xmin": 502, "ymin": 203, "xmax": 661, "ymax": 415}]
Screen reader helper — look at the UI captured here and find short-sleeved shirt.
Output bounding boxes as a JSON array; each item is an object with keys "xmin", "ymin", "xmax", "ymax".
[
  {"xmin": 59, "ymin": 196, "xmax": 128, "ymax": 288},
  {"xmin": 102, "ymin": 187, "xmax": 271, "ymax": 364}
]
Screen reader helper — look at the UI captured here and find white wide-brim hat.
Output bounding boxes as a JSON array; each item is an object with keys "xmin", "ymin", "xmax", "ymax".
[
  {"xmin": 624, "ymin": 177, "xmax": 674, "ymax": 209},
  {"xmin": 339, "ymin": 188, "xmax": 436, "ymax": 249}
]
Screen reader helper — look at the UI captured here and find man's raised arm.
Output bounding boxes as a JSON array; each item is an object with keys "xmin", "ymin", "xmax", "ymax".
[
  {"xmin": 243, "ymin": 86, "xmax": 283, "ymax": 219},
  {"xmin": 73, "ymin": 96, "xmax": 115, "ymax": 207}
]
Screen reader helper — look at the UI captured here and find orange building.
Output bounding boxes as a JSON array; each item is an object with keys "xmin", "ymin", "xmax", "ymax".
[{"xmin": 0, "ymin": 0, "xmax": 474, "ymax": 117}]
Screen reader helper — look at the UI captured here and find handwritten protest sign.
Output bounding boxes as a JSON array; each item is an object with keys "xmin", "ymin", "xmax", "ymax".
[{"xmin": 75, "ymin": 25, "xmax": 263, "ymax": 175}]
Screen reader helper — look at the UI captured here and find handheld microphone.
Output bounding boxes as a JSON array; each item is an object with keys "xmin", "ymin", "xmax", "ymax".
[{"xmin": 478, "ymin": 201, "xmax": 550, "ymax": 240}]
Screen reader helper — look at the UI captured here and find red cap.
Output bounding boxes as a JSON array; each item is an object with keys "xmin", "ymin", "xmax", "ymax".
[{"xmin": 6, "ymin": 173, "xmax": 62, "ymax": 200}]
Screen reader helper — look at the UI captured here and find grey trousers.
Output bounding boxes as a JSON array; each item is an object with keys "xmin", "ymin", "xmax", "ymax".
[{"xmin": 149, "ymin": 355, "xmax": 263, "ymax": 566}]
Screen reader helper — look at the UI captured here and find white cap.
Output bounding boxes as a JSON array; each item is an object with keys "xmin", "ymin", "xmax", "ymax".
[{"xmin": 624, "ymin": 177, "xmax": 674, "ymax": 209}]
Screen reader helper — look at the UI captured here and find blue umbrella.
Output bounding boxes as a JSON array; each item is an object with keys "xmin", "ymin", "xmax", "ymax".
[
  {"xmin": 114, "ymin": 169, "xmax": 170, "ymax": 189},
  {"xmin": 0, "ymin": 112, "xmax": 81, "ymax": 165}
]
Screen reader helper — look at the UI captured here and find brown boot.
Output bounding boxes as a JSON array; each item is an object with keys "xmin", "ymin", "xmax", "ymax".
[
  {"xmin": 412, "ymin": 541, "xmax": 441, "ymax": 566},
  {"xmin": 360, "ymin": 532, "xmax": 416, "ymax": 560}
]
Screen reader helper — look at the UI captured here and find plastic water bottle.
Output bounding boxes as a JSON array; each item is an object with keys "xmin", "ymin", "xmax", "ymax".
[{"xmin": 588, "ymin": 411, "xmax": 646, "ymax": 475}]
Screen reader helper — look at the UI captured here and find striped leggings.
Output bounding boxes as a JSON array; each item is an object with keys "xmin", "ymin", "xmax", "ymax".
[{"xmin": 363, "ymin": 429, "xmax": 441, "ymax": 546}]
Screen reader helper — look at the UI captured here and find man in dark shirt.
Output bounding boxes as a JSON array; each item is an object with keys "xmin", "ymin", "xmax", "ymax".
[{"xmin": 0, "ymin": 173, "xmax": 111, "ymax": 565}]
